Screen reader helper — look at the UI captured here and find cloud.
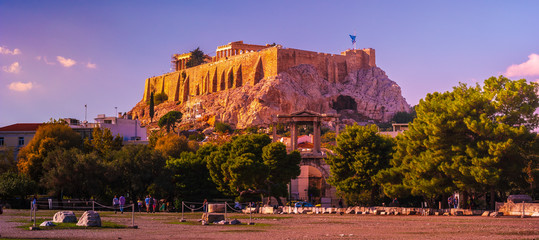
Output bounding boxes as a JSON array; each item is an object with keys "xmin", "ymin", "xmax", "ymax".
[
  {"xmin": 8, "ymin": 82, "xmax": 33, "ymax": 92},
  {"xmin": 2, "ymin": 62, "xmax": 21, "ymax": 74},
  {"xmin": 0, "ymin": 46, "xmax": 21, "ymax": 55},
  {"xmin": 57, "ymin": 56, "xmax": 76, "ymax": 67},
  {"xmin": 505, "ymin": 53, "xmax": 539, "ymax": 77},
  {"xmin": 86, "ymin": 62, "xmax": 97, "ymax": 69}
]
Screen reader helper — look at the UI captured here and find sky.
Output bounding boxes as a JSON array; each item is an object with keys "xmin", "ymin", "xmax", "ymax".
[{"xmin": 1, "ymin": 0, "xmax": 539, "ymax": 127}]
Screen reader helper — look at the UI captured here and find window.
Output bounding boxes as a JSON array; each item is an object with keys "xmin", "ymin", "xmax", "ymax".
[
  {"xmin": 18, "ymin": 137, "xmax": 24, "ymax": 146},
  {"xmin": 104, "ymin": 120, "xmax": 112, "ymax": 124},
  {"xmin": 0, "ymin": 137, "xmax": 4, "ymax": 146}
]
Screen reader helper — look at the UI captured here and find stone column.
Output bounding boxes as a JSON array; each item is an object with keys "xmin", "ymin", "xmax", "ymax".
[
  {"xmin": 313, "ymin": 120, "xmax": 321, "ymax": 153},
  {"xmin": 290, "ymin": 122, "xmax": 298, "ymax": 151},
  {"xmin": 335, "ymin": 121, "xmax": 339, "ymax": 137}
]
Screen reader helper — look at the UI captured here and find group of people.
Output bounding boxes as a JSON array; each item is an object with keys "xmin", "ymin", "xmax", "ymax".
[
  {"xmin": 140, "ymin": 195, "xmax": 158, "ymax": 213},
  {"xmin": 112, "ymin": 195, "xmax": 126, "ymax": 214},
  {"xmin": 448, "ymin": 195, "xmax": 459, "ymax": 209}
]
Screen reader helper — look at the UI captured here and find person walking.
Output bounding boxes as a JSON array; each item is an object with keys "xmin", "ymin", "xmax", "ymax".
[
  {"xmin": 149, "ymin": 196, "xmax": 154, "ymax": 213},
  {"xmin": 137, "ymin": 199, "xmax": 143, "ymax": 212},
  {"xmin": 113, "ymin": 196, "xmax": 119, "ymax": 214},
  {"xmin": 145, "ymin": 196, "xmax": 150, "ymax": 213},
  {"xmin": 119, "ymin": 195, "xmax": 126, "ymax": 214},
  {"xmin": 152, "ymin": 197, "xmax": 157, "ymax": 213},
  {"xmin": 31, "ymin": 196, "xmax": 37, "ymax": 211}
]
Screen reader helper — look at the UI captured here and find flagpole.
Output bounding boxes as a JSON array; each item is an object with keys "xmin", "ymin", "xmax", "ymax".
[{"xmin": 354, "ymin": 30, "xmax": 357, "ymax": 50}]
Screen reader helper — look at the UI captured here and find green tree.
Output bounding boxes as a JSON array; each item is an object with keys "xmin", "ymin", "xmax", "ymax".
[
  {"xmin": 165, "ymin": 148, "xmax": 222, "ymax": 202},
  {"xmin": 106, "ymin": 144, "xmax": 168, "ymax": 201},
  {"xmin": 185, "ymin": 47, "xmax": 206, "ymax": 68},
  {"xmin": 377, "ymin": 76, "xmax": 539, "ymax": 209},
  {"xmin": 262, "ymin": 142, "xmax": 301, "ymax": 205},
  {"xmin": 0, "ymin": 172, "xmax": 36, "ymax": 200},
  {"xmin": 154, "ymin": 92, "xmax": 168, "ymax": 105},
  {"xmin": 158, "ymin": 111, "xmax": 182, "ymax": 133},
  {"xmin": 17, "ymin": 122, "xmax": 82, "ymax": 181},
  {"xmin": 214, "ymin": 121, "xmax": 233, "ymax": 134},
  {"xmin": 0, "ymin": 147, "xmax": 16, "ymax": 174},
  {"xmin": 41, "ymin": 148, "xmax": 105, "ymax": 199},
  {"xmin": 391, "ymin": 108, "xmax": 416, "ymax": 123},
  {"xmin": 205, "ymin": 134, "xmax": 300, "ymax": 202},
  {"xmin": 83, "ymin": 127, "xmax": 122, "ymax": 157},
  {"xmin": 149, "ymin": 92, "xmax": 155, "ymax": 123},
  {"xmin": 326, "ymin": 124, "xmax": 395, "ymax": 206}
]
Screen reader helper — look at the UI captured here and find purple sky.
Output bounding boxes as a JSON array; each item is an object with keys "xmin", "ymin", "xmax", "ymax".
[{"xmin": 1, "ymin": 0, "xmax": 539, "ymax": 127}]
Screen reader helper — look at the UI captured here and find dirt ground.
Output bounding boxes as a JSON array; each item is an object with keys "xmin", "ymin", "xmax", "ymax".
[{"xmin": 1, "ymin": 209, "xmax": 538, "ymax": 240}]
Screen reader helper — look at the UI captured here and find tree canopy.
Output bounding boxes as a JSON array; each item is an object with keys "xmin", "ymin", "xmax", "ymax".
[
  {"xmin": 205, "ymin": 134, "xmax": 300, "ymax": 202},
  {"xmin": 326, "ymin": 124, "xmax": 395, "ymax": 205},
  {"xmin": 158, "ymin": 111, "xmax": 182, "ymax": 133},
  {"xmin": 185, "ymin": 47, "xmax": 206, "ymax": 68},
  {"xmin": 377, "ymin": 76, "xmax": 539, "ymax": 208},
  {"xmin": 17, "ymin": 122, "xmax": 81, "ymax": 181}
]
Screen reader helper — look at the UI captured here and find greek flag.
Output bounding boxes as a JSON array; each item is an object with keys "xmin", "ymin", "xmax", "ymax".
[{"xmin": 349, "ymin": 35, "xmax": 356, "ymax": 44}]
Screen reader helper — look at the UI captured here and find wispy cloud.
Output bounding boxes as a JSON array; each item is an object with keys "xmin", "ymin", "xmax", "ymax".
[
  {"xmin": 505, "ymin": 53, "xmax": 539, "ymax": 77},
  {"xmin": 8, "ymin": 82, "xmax": 33, "ymax": 92},
  {"xmin": 57, "ymin": 56, "xmax": 76, "ymax": 67},
  {"xmin": 0, "ymin": 46, "xmax": 21, "ymax": 55},
  {"xmin": 86, "ymin": 62, "xmax": 97, "ymax": 69},
  {"xmin": 2, "ymin": 62, "xmax": 21, "ymax": 74}
]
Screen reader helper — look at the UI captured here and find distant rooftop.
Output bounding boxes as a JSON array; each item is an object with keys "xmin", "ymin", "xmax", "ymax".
[{"xmin": 0, "ymin": 123, "xmax": 43, "ymax": 132}]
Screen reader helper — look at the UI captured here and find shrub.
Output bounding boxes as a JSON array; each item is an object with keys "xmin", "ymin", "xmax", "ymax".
[
  {"xmin": 154, "ymin": 93, "xmax": 168, "ymax": 105},
  {"xmin": 214, "ymin": 121, "xmax": 233, "ymax": 134}
]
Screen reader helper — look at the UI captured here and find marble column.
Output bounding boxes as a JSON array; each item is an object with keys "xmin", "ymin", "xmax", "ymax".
[
  {"xmin": 313, "ymin": 120, "xmax": 321, "ymax": 153},
  {"xmin": 290, "ymin": 122, "xmax": 298, "ymax": 151}
]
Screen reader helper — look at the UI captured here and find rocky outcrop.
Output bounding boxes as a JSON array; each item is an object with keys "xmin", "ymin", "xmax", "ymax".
[{"xmin": 130, "ymin": 65, "xmax": 410, "ymax": 129}]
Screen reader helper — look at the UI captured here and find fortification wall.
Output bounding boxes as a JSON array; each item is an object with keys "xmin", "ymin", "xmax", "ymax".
[
  {"xmin": 277, "ymin": 48, "xmax": 375, "ymax": 83},
  {"xmin": 142, "ymin": 46, "xmax": 376, "ymax": 104},
  {"xmin": 143, "ymin": 47, "xmax": 279, "ymax": 103}
]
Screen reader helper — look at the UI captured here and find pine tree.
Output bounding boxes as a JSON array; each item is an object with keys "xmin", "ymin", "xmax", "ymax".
[{"xmin": 149, "ymin": 92, "xmax": 155, "ymax": 123}]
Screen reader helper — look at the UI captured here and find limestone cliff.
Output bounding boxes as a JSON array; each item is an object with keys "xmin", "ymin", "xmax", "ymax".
[{"xmin": 130, "ymin": 65, "xmax": 410, "ymax": 128}]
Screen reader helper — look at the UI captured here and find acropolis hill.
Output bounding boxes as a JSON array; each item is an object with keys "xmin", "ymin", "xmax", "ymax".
[{"xmin": 130, "ymin": 41, "xmax": 410, "ymax": 128}]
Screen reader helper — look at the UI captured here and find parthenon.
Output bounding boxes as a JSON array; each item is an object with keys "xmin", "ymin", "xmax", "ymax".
[{"xmin": 172, "ymin": 41, "xmax": 273, "ymax": 71}]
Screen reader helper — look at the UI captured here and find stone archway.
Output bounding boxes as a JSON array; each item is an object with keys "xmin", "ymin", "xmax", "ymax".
[{"xmin": 274, "ymin": 110, "xmax": 340, "ymax": 207}]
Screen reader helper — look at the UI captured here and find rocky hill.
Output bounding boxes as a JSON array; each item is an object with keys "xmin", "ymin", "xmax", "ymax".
[{"xmin": 129, "ymin": 65, "xmax": 410, "ymax": 129}]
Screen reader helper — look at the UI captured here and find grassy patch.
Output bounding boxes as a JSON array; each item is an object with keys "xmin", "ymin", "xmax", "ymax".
[
  {"xmin": 167, "ymin": 221, "xmax": 200, "ymax": 225},
  {"xmin": 16, "ymin": 220, "xmax": 127, "ymax": 230}
]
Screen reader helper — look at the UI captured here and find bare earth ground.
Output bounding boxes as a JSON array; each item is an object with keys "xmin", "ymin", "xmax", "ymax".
[{"xmin": 1, "ymin": 209, "xmax": 538, "ymax": 240}]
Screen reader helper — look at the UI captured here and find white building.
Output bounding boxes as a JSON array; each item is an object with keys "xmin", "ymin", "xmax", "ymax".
[{"xmin": 67, "ymin": 113, "xmax": 147, "ymax": 142}]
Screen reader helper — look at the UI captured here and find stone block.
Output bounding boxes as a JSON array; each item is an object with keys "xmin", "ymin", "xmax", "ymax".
[
  {"xmin": 40, "ymin": 221, "xmax": 55, "ymax": 227},
  {"xmin": 76, "ymin": 211, "xmax": 101, "ymax": 227},
  {"xmin": 531, "ymin": 212, "xmax": 539, "ymax": 217},
  {"xmin": 454, "ymin": 211, "xmax": 464, "ymax": 216},
  {"xmin": 490, "ymin": 212, "xmax": 503, "ymax": 217},
  {"xmin": 53, "ymin": 211, "xmax": 77, "ymax": 223},
  {"xmin": 207, "ymin": 204, "xmax": 225, "ymax": 213},
  {"xmin": 260, "ymin": 206, "xmax": 274, "ymax": 214},
  {"xmin": 481, "ymin": 211, "xmax": 490, "ymax": 217},
  {"xmin": 202, "ymin": 213, "xmax": 225, "ymax": 223}
]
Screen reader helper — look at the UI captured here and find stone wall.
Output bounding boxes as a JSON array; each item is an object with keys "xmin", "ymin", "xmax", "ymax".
[{"xmin": 141, "ymin": 46, "xmax": 375, "ymax": 104}]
